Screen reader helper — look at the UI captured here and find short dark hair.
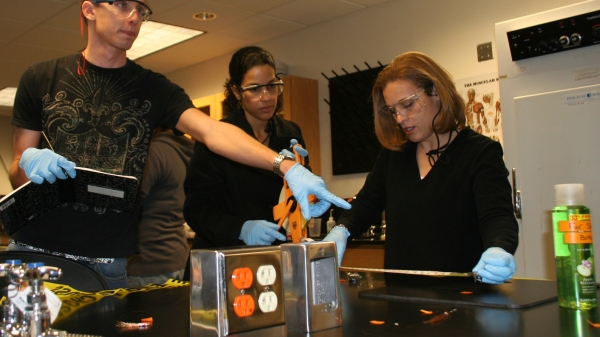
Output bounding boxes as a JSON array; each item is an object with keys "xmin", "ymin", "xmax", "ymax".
[{"xmin": 223, "ymin": 46, "xmax": 283, "ymax": 114}]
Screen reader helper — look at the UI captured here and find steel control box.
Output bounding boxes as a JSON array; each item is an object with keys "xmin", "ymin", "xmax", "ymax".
[{"xmin": 280, "ymin": 241, "xmax": 342, "ymax": 333}]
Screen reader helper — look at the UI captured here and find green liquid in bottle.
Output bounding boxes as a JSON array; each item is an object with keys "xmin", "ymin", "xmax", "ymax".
[{"xmin": 552, "ymin": 205, "xmax": 597, "ymax": 309}]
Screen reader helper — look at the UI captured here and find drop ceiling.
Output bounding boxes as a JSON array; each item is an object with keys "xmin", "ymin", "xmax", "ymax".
[{"xmin": 0, "ymin": 0, "xmax": 390, "ymax": 115}]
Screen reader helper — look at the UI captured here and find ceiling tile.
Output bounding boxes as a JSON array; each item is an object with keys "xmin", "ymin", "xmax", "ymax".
[
  {"xmin": 136, "ymin": 33, "xmax": 251, "ymax": 73},
  {"xmin": 151, "ymin": 0, "xmax": 255, "ymax": 31},
  {"xmin": 346, "ymin": 0, "xmax": 390, "ymax": 6},
  {"xmin": 44, "ymin": 2, "xmax": 82, "ymax": 31},
  {"xmin": 1, "ymin": 0, "xmax": 74, "ymax": 23},
  {"xmin": 215, "ymin": 14, "xmax": 306, "ymax": 41},
  {"xmin": 264, "ymin": 0, "xmax": 364, "ymax": 26},
  {"xmin": 204, "ymin": 0, "xmax": 294, "ymax": 13},
  {"xmin": 0, "ymin": 17, "xmax": 36, "ymax": 42},
  {"xmin": 18, "ymin": 26, "xmax": 81, "ymax": 51}
]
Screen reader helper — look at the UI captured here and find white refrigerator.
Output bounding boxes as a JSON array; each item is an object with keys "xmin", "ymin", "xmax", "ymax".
[{"xmin": 495, "ymin": 0, "xmax": 600, "ymax": 280}]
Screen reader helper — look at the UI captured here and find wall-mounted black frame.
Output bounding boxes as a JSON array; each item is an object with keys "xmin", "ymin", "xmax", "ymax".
[{"xmin": 325, "ymin": 63, "xmax": 386, "ymax": 175}]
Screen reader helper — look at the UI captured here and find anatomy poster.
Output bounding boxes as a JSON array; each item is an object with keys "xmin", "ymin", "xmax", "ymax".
[{"xmin": 455, "ymin": 73, "xmax": 503, "ymax": 145}]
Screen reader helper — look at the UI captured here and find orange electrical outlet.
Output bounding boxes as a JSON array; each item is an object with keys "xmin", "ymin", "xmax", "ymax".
[
  {"xmin": 233, "ymin": 295, "xmax": 255, "ymax": 317},
  {"xmin": 231, "ymin": 267, "xmax": 253, "ymax": 289}
]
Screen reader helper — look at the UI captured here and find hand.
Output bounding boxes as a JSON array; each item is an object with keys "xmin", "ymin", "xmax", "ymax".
[
  {"xmin": 472, "ymin": 247, "xmax": 516, "ymax": 284},
  {"xmin": 19, "ymin": 148, "xmax": 76, "ymax": 184},
  {"xmin": 240, "ymin": 220, "xmax": 287, "ymax": 245},
  {"xmin": 290, "ymin": 139, "xmax": 308, "ymax": 157},
  {"xmin": 322, "ymin": 226, "xmax": 350, "ymax": 266},
  {"xmin": 280, "ymin": 139, "xmax": 308, "ymax": 159},
  {"xmin": 284, "ymin": 163, "xmax": 351, "ymax": 220}
]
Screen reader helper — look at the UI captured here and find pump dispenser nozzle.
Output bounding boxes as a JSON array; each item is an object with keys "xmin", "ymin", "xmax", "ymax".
[{"xmin": 327, "ymin": 209, "xmax": 336, "ymax": 232}]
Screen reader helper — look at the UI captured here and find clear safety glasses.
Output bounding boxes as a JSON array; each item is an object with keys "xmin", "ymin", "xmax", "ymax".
[
  {"xmin": 92, "ymin": 0, "xmax": 153, "ymax": 22},
  {"xmin": 379, "ymin": 89, "xmax": 426, "ymax": 119},
  {"xmin": 239, "ymin": 81, "xmax": 284, "ymax": 99}
]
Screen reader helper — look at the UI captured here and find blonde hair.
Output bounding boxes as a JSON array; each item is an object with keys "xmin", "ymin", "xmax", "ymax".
[{"xmin": 373, "ymin": 52, "xmax": 466, "ymax": 150}]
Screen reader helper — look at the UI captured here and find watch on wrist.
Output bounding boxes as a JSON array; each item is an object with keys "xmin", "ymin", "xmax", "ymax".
[
  {"xmin": 273, "ymin": 153, "xmax": 294, "ymax": 177},
  {"xmin": 330, "ymin": 224, "xmax": 349, "ymax": 233}
]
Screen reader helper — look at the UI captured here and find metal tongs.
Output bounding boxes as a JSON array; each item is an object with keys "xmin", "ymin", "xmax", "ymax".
[{"xmin": 339, "ymin": 266, "xmax": 481, "ymax": 283}]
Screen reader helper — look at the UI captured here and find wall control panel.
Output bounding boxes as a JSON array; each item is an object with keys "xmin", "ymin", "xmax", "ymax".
[{"xmin": 507, "ymin": 9, "xmax": 600, "ymax": 61}]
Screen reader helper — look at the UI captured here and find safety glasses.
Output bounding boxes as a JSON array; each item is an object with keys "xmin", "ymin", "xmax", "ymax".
[
  {"xmin": 239, "ymin": 81, "xmax": 284, "ymax": 99},
  {"xmin": 92, "ymin": 0, "xmax": 153, "ymax": 22}
]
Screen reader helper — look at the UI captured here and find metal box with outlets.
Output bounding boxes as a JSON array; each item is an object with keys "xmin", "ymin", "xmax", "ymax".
[
  {"xmin": 190, "ymin": 246, "xmax": 285, "ymax": 337},
  {"xmin": 280, "ymin": 241, "xmax": 342, "ymax": 333}
]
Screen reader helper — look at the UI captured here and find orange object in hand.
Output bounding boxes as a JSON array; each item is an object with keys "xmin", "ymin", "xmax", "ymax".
[{"xmin": 273, "ymin": 144, "xmax": 316, "ymax": 243}]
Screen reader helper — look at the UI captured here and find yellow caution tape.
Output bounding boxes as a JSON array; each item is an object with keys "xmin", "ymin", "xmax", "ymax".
[{"xmin": 26, "ymin": 279, "xmax": 188, "ymax": 322}]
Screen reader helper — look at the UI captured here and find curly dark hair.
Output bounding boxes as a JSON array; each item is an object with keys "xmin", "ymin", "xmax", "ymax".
[{"xmin": 223, "ymin": 46, "xmax": 283, "ymax": 115}]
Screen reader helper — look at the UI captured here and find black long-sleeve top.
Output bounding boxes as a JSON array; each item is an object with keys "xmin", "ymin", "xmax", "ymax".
[
  {"xmin": 338, "ymin": 128, "xmax": 519, "ymax": 273},
  {"xmin": 183, "ymin": 110, "xmax": 308, "ymax": 250}
]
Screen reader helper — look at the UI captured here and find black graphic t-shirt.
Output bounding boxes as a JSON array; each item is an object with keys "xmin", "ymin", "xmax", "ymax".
[{"xmin": 11, "ymin": 53, "xmax": 194, "ymax": 258}]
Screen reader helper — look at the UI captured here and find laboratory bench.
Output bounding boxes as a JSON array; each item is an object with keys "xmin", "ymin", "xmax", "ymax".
[{"xmin": 46, "ymin": 272, "xmax": 600, "ymax": 337}]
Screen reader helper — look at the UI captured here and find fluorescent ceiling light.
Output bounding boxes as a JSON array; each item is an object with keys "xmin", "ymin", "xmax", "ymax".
[
  {"xmin": 128, "ymin": 21, "xmax": 205, "ymax": 60},
  {"xmin": 0, "ymin": 87, "xmax": 17, "ymax": 107}
]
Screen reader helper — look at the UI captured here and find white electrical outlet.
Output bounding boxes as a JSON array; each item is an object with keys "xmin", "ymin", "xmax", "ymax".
[
  {"xmin": 256, "ymin": 265, "xmax": 277, "ymax": 286},
  {"xmin": 190, "ymin": 247, "xmax": 285, "ymax": 336},
  {"xmin": 258, "ymin": 291, "xmax": 278, "ymax": 313}
]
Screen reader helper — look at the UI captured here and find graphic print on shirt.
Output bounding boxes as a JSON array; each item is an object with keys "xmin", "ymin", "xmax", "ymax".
[{"xmin": 41, "ymin": 68, "xmax": 152, "ymax": 183}]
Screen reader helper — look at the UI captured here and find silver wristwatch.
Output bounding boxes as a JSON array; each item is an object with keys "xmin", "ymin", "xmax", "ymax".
[
  {"xmin": 330, "ymin": 224, "xmax": 349, "ymax": 233},
  {"xmin": 273, "ymin": 153, "xmax": 294, "ymax": 177}
]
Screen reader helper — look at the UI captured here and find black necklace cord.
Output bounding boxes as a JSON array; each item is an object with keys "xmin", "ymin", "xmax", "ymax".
[{"xmin": 425, "ymin": 104, "xmax": 455, "ymax": 167}]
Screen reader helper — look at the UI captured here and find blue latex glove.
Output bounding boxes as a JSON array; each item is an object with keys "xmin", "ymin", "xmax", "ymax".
[
  {"xmin": 240, "ymin": 220, "xmax": 287, "ymax": 245},
  {"xmin": 322, "ymin": 226, "xmax": 350, "ymax": 266},
  {"xmin": 284, "ymin": 163, "xmax": 351, "ymax": 220},
  {"xmin": 290, "ymin": 139, "xmax": 308, "ymax": 157},
  {"xmin": 19, "ymin": 148, "xmax": 76, "ymax": 184},
  {"xmin": 472, "ymin": 247, "xmax": 516, "ymax": 284},
  {"xmin": 280, "ymin": 139, "xmax": 308, "ymax": 159}
]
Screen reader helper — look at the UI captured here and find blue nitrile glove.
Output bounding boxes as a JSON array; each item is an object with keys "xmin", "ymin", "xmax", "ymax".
[
  {"xmin": 240, "ymin": 220, "xmax": 287, "ymax": 245},
  {"xmin": 472, "ymin": 247, "xmax": 516, "ymax": 284},
  {"xmin": 284, "ymin": 163, "xmax": 351, "ymax": 220},
  {"xmin": 280, "ymin": 139, "xmax": 308, "ymax": 159},
  {"xmin": 19, "ymin": 148, "xmax": 76, "ymax": 184},
  {"xmin": 290, "ymin": 139, "xmax": 308, "ymax": 157},
  {"xmin": 322, "ymin": 226, "xmax": 350, "ymax": 266}
]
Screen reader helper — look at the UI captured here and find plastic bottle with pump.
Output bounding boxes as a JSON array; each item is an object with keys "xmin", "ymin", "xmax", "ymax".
[
  {"xmin": 552, "ymin": 183, "xmax": 597, "ymax": 309},
  {"xmin": 327, "ymin": 209, "xmax": 336, "ymax": 232}
]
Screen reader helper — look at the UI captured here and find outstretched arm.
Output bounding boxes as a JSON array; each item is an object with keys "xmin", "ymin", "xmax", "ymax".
[{"xmin": 176, "ymin": 108, "xmax": 351, "ymax": 218}]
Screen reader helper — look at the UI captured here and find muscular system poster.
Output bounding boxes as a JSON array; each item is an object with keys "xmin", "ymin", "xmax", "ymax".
[{"xmin": 455, "ymin": 73, "xmax": 503, "ymax": 145}]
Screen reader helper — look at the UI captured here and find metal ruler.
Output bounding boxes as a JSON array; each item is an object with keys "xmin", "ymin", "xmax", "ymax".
[{"xmin": 339, "ymin": 266, "xmax": 480, "ymax": 282}]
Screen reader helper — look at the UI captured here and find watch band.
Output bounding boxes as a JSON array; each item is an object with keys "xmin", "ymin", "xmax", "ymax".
[
  {"xmin": 330, "ymin": 224, "xmax": 349, "ymax": 233},
  {"xmin": 273, "ymin": 153, "xmax": 294, "ymax": 177}
]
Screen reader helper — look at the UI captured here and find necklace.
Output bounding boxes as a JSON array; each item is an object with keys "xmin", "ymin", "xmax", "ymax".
[{"xmin": 261, "ymin": 134, "xmax": 270, "ymax": 144}]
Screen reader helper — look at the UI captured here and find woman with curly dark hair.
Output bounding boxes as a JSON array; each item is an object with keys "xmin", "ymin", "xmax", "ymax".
[{"xmin": 184, "ymin": 47, "xmax": 309, "ymax": 263}]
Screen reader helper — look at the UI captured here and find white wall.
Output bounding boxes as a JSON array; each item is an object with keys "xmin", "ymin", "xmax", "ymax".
[{"xmin": 167, "ymin": 0, "xmax": 583, "ymax": 198}]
